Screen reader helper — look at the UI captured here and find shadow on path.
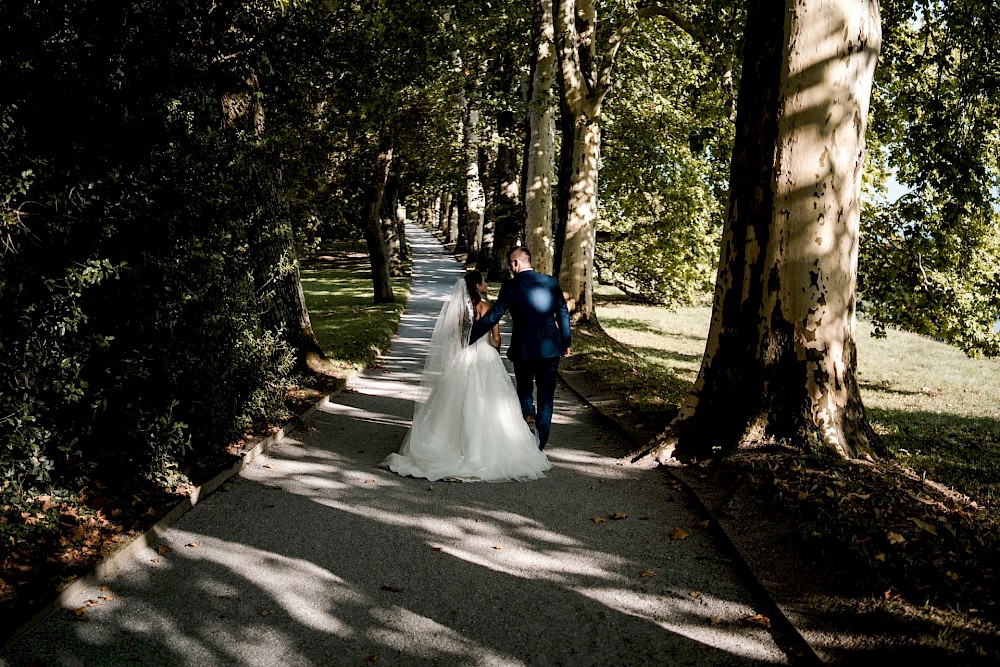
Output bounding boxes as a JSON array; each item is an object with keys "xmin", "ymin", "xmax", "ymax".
[{"xmin": 2, "ymin": 225, "xmax": 790, "ymax": 666}]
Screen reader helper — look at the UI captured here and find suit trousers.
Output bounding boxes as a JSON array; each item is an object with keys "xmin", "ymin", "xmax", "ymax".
[{"xmin": 513, "ymin": 357, "xmax": 560, "ymax": 449}]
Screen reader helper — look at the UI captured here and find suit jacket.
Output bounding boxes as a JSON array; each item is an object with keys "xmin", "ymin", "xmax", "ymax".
[{"xmin": 469, "ymin": 270, "xmax": 571, "ymax": 362}]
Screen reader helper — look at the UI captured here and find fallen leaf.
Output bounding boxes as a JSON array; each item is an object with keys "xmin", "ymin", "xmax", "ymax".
[
  {"xmin": 640, "ymin": 569, "xmax": 657, "ymax": 577},
  {"xmin": 185, "ymin": 542, "xmax": 199, "ymax": 548},
  {"xmin": 874, "ymin": 553, "xmax": 886, "ymax": 562},
  {"xmin": 612, "ymin": 512, "xmax": 628, "ymax": 520},
  {"xmin": 883, "ymin": 588, "xmax": 902, "ymax": 601},
  {"xmin": 796, "ymin": 491, "xmax": 809, "ymax": 501},
  {"xmin": 97, "ymin": 586, "xmax": 112, "ymax": 592},
  {"xmin": 697, "ymin": 519, "xmax": 710, "ymax": 529},
  {"xmin": 367, "ymin": 655, "xmax": 381, "ymax": 663},
  {"xmin": 99, "ymin": 594, "xmax": 114, "ymax": 601},
  {"xmin": 262, "ymin": 464, "xmax": 273, "ymax": 469},
  {"xmin": 430, "ymin": 546, "xmax": 443, "ymax": 552},
  {"xmin": 742, "ymin": 614, "xmax": 771, "ymax": 629},
  {"xmin": 592, "ymin": 516, "xmax": 607, "ymax": 524},
  {"xmin": 909, "ymin": 517, "xmax": 937, "ymax": 535},
  {"xmin": 689, "ymin": 591, "xmax": 702, "ymax": 598},
  {"xmin": 156, "ymin": 545, "xmax": 173, "ymax": 555},
  {"xmin": 710, "ymin": 615, "xmax": 722, "ymax": 625},
  {"xmin": 493, "ymin": 546, "xmax": 505, "ymax": 550},
  {"xmin": 258, "ymin": 609, "xmax": 273, "ymax": 616},
  {"xmin": 365, "ymin": 479, "xmax": 375, "ymax": 484},
  {"xmin": 671, "ymin": 527, "xmax": 689, "ymax": 540},
  {"xmin": 887, "ymin": 531, "xmax": 906, "ymax": 545}
]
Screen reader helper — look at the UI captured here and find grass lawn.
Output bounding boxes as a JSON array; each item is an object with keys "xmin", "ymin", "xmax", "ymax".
[
  {"xmin": 590, "ymin": 284, "xmax": 1000, "ymax": 517},
  {"xmin": 299, "ymin": 240, "xmax": 411, "ymax": 379}
]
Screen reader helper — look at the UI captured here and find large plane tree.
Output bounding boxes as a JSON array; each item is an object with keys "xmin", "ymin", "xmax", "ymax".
[{"xmin": 652, "ymin": 0, "xmax": 886, "ymax": 462}]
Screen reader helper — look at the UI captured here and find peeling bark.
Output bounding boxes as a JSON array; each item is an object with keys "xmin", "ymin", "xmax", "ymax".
[
  {"xmin": 523, "ymin": 0, "xmax": 557, "ymax": 275},
  {"xmin": 662, "ymin": 0, "xmax": 884, "ymax": 462}
]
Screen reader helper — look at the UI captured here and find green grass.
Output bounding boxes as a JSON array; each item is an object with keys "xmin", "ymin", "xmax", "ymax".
[
  {"xmin": 300, "ymin": 241, "xmax": 411, "ymax": 378},
  {"xmin": 590, "ymin": 283, "xmax": 1000, "ymax": 516}
]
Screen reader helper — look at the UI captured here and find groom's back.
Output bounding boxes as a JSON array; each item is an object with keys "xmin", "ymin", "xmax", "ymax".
[{"xmin": 503, "ymin": 271, "xmax": 568, "ymax": 361}]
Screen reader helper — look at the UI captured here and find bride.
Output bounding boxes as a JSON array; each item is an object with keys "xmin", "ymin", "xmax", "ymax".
[{"xmin": 381, "ymin": 271, "xmax": 551, "ymax": 482}]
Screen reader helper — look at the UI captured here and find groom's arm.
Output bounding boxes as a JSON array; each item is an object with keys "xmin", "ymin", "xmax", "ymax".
[
  {"xmin": 555, "ymin": 285, "xmax": 571, "ymax": 352},
  {"xmin": 469, "ymin": 286, "xmax": 509, "ymax": 343}
]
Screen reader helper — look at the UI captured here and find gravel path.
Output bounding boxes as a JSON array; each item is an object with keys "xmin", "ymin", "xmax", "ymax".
[{"xmin": 2, "ymin": 225, "xmax": 792, "ymax": 666}]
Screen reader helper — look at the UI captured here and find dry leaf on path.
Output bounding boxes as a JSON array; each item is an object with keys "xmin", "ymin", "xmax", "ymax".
[
  {"xmin": 640, "ymin": 568, "xmax": 656, "ymax": 577},
  {"xmin": 185, "ymin": 542, "xmax": 198, "ymax": 548},
  {"xmin": 887, "ymin": 531, "xmax": 906, "ymax": 545},
  {"xmin": 258, "ymin": 609, "xmax": 273, "ymax": 616},
  {"xmin": 612, "ymin": 512, "xmax": 628, "ymax": 520},
  {"xmin": 742, "ymin": 613, "xmax": 771, "ymax": 629},
  {"xmin": 689, "ymin": 591, "xmax": 702, "ymax": 598},
  {"xmin": 671, "ymin": 527, "xmax": 689, "ymax": 540},
  {"xmin": 156, "ymin": 545, "xmax": 173, "ymax": 555},
  {"xmin": 592, "ymin": 516, "xmax": 607, "ymax": 524}
]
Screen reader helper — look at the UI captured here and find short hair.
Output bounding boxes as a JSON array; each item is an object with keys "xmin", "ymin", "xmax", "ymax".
[{"xmin": 508, "ymin": 246, "xmax": 531, "ymax": 263}]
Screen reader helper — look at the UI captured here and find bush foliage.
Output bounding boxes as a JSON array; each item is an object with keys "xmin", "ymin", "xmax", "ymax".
[{"xmin": 0, "ymin": 1, "xmax": 298, "ymax": 500}]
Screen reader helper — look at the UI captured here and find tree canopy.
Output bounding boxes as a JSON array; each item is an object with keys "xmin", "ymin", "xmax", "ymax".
[{"xmin": 3, "ymin": 0, "xmax": 999, "ymax": 498}]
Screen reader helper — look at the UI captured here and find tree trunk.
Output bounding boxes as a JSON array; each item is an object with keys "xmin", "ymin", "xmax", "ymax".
[
  {"xmin": 248, "ymin": 164, "xmax": 332, "ymax": 374},
  {"xmin": 558, "ymin": 111, "xmax": 600, "ymax": 319},
  {"xmin": 438, "ymin": 190, "xmax": 453, "ymax": 242},
  {"xmin": 660, "ymin": 0, "xmax": 883, "ymax": 463},
  {"xmin": 210, "ymin": 9, "xmax": 331, "ymax": 374},
  {"xmin": 464, "ymin": 104, "xmax": 486, "ymax": 266},
  {"xmin": 380, "ymin": 175, "xmax": 401, "ymax": 271},
  {"xmin": 396, "ymin": 198, "xmax": 409, "ymax": 263},
  {"xmin": 523, "ymin": 0, "xmax": 557, "ymax": 276},
  {"xmin": 361, "ymin": 138, "xmax": 395, "ymax": 304},
  {"xmin": 488, "ymin": 73, "xmax": 524, "ymax": 282},
  {"xmin": 454, "ymin": 187, "xmax": 469, "ymax": 257},
  {"xmin": 555, "ymin": 0, "xmax": 602, "ymax": 321}
]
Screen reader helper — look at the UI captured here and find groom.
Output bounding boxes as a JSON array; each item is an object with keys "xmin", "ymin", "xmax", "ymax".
[{"xmin": 469, "ymin": 246, "xmax": 571, "ymax": 449}]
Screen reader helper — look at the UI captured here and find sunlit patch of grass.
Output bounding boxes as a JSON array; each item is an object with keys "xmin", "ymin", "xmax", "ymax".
[
  {"xmin": 300, "ymin": 241, "xmax": 410, "ymax": 378},
  {"xmin": 591, "ymin": 283, "xmax": 1000, "ymax": 520}
]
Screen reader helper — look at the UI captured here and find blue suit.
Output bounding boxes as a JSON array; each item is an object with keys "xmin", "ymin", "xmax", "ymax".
[{"xmin": 469, "ymin": 270, "xmax": 571, "ymax": 448}]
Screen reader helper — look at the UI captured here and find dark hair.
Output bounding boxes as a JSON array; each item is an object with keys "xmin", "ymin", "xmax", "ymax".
[
  {"xmin": 464, "ymin": 271, "xmax": 483, "ymax": 306},
  {"xmin": 508, "ymin": 246, "xmax": 531, "ymax": 263}
]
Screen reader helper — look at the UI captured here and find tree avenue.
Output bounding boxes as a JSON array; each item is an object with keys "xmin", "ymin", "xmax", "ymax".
[
  {"xmin": 4, "ymin": 0, "xmax": 1000, "ymax": 515},
  {"xmin": 657, "ymin": 0, "xmax": 886, "ymax": 462}
]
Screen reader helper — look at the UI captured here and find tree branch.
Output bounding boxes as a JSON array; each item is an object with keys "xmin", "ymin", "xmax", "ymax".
[{"xmin": 596, "ymin": 4, "xmax": 716, "ymax": 102}]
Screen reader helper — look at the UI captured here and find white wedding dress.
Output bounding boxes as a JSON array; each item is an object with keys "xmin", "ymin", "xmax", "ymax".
[{"xmin": 381, "ymin": 279, "xmax": 551, "ymax": 482}]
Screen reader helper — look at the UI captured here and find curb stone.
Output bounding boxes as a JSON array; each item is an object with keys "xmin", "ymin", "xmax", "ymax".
[
  {"xmin": 1, "ymin": 386, "xmax": 347, "ymax": 653},
  {"xmin": 556, "ymin": 370, "xmax": 824, "ymax": 665}
]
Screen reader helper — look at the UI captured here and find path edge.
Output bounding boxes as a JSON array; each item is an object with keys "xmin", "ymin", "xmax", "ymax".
[
  {"xmin": 2, "ymin": 384, "xmax": 352, "ymax": 652},
  {"xmin": 556, "ymin": 373, "xmax": 825, "ymax": 665}
]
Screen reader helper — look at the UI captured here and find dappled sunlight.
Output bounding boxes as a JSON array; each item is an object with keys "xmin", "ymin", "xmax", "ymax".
[
  {"xmin": 574, "ymin": 586, "xmax": 779, "ymax": 662},
  {"xmin": 543, "ymin": 448, "xmax": 638, "ymax": 480},
  {"xmin": 5, "ymin": 225, "xmax": 787, "ymax": 665}
]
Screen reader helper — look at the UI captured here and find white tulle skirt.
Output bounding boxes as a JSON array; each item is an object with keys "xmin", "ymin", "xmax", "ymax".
[{"xmin": 382, "ymin": 338, "xmax": 551, "ymax": 482}]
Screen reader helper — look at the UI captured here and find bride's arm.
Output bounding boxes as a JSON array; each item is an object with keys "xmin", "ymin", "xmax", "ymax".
[{"xmin": 477, "ymin": 301, "xmax": 501, "ymax": 350}]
